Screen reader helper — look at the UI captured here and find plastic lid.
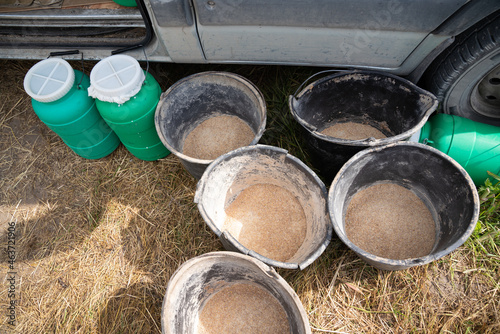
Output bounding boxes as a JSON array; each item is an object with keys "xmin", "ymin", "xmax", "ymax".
[
  {"xmin": 88, "ymin": 55, "xmax": 145, "ymax": 104},
  {"xmin": 23, "ymin": 58, "xmax": 75, "ymax": 103}
]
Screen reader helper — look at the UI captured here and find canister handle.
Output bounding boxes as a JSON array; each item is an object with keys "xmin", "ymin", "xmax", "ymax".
[
  {"xmin": 48, "ymin": 50, "xmax": 80, "ymax": 57},
  {"xmin": 47, "ymin": 50, "xmax": 85, "ymax": 89}
]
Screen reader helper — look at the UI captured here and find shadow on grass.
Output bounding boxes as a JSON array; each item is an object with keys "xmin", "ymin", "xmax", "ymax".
[{"xmin": 97, "ymin": 282, "xmax": 163, "ymax": 334}]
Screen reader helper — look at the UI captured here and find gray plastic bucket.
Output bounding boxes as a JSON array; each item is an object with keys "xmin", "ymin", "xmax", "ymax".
[
  {"xmin": 328, "ymin": 142, "xmax": 480, "ymax": 271},
  {"xmin": 289, "ymin": 70, "xmax": 438, "ymax": 183},
  {"xmin": 155, "ymin": 71, "xmax": 266, "ymax": 179},
  {"xmin": 161, "ymin": 251, "xmax": 311, "ymax": 334},
  {"xmin": 194, "ymin": 145, "xmax": 332, "ymax": 270}
]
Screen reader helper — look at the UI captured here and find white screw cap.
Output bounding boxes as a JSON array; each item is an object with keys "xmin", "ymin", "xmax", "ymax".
[
  {"xmin": 88, "ymin": 55, "xmax": 145, "ymax": 104},
  {"xmin": 24, "ymin": 58, "xmax": 75, "ymax": 103}
]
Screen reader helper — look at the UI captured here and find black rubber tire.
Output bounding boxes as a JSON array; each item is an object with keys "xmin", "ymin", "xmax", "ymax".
[{"xmin": 423, "ymin": 11, "xmax": 500, "ymax": 126}]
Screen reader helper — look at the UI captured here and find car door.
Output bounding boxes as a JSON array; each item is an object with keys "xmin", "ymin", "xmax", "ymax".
[{"xmin": 191, "ymin": 0, "xmax": 468, "ymax": 72}]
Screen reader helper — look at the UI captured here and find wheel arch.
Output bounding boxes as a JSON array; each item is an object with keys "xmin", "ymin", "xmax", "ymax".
[
  {"xmin": 419, "ymin": 5, "xmax": 500, "ymax": 126},
  {"xmin": 431, "ymin": 0, "xmax": 500, "ymax": 37},
  {"xmin": 408, "ymin": 2, "xmax": 500, "ymax": 83}
]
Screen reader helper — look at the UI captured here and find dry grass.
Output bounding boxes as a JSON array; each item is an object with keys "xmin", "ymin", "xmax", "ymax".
[{"xmin": 0, "ymin": 59, "xmax": 499, "ymax": 334}]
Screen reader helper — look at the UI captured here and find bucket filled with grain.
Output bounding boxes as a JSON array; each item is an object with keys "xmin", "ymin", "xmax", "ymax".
[
  {"xmin": 161, "ymin": 251, "xmax": 311, "ymax": 334},
  {"xmin": 155, "ymin": 71, "xmax": 266, "ymax": 179},
  {"xmin": 194, "ymin": 145, "xmax": 332, "ymax": 270},
  {"xmin": 328, "ymin": 142, "xmax": 480, "ymax": 271},
  {"xmin": 289, "ymin": 70, "xmax": 438, "ymax": 183}
]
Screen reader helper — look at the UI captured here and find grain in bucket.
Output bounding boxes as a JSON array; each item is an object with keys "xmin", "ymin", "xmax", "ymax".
[
  {"xmin": 161, "ymin": 251, "xmax": 311, "ymax": 334},
  {"xmin": 328, "ymin": 142, "xmax": 480, "ymax": 271},
  {"xmin": 194, "ymin": 145, "xmax": 332, "ymax": 270},
  {"xmin": 155, "ymin": 71, "xmax": 266, "ymax": 179}
]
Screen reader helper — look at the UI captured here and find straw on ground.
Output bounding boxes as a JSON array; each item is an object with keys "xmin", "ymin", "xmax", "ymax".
[{"xmin": 0, "ymin": 60, "xmax": 498, "ymax": 333}]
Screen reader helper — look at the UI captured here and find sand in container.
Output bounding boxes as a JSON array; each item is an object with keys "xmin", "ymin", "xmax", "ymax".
[
  {"xmin": 161, "ymin": 252, "xmax": 311, "ymax": 332},
  {"xmin": 183, "ymin": 115, "xmax": 255, "ymax": 160},
  {"xmin": 345, "ymin": 183, "xmax": 436, "ymax": 260},
  {"xmin": 223, "ymin": 183, "xmax": 307, "ymax": 262},
  {"xmin": 321, "ymin": 122, "xmax": 387, "ymax": 140},
  {"xmin": 155, "ymin": 71, "xmax": 267, "ymax": 179},
  {"xmin": 195, "ymin": 145, "xmax": 331, "ymax": 270},
  {"xmin": 196, "ymin": 283, "xmax": 290, "ymax": 334}
]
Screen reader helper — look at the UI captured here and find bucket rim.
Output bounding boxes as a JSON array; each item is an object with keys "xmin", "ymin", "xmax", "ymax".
[
  {"xmin": 154, "ymin": 71, "xmax": 267, "ymax": 164},
  {"xmin": 288, "ymin": 70, "xmax": 439, "ymax": 147},
  {"xmin": 328, "ymin": 141, "xmax": 480, "ymax": 270},
  {"xmin": 161, "ymin": 251, "xmax": 312, "ymax": 334},
  {"xmin": 195, "ymin": 144, "xmax": 332, "ymax": 270}
]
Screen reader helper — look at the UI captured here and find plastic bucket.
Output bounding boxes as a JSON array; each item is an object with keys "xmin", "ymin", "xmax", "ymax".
[
  {"xmin": 155, "ymin": 71, "xmax": 266, "ymax": 179},
  {"xmin": 24, "ymin": 58, "xmax": 120, "ymax": 159},
  {"xmin": 195, "ymin": 145, "xmax": 332, "ymax": 270},
  {"xmin": 161, "ymin": 251, "xmax": 311, "ymax": 334},
  {"xmin": 328, "ymin": 142, "xmax": 479, "ymax": 271},
  {"xmin": 289, "ymin": 70, "xmax": 438, "ymax": 183},
  {"xmin": 89, "ymin": 55, "xmax": 170, "ymax": 161},
  {"xmin": 416, "ymin": 113, "xmax": 500, "ymax": 186}
]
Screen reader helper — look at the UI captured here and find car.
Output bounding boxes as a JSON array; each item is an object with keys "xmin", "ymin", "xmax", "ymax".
[{"xmin": 1, "ymin": 0, "xmax": 499, "ymax": 125}]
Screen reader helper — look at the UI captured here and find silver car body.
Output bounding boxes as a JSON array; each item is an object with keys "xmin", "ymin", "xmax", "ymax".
[{"xmin": 0, "ymin": 0, "xmax": 498, "ymax": 81}]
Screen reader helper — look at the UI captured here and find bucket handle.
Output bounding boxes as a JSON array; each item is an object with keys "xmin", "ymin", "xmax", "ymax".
[{"xmin": 292, "ymin": 69, "xmax": 354, "ymax": 98}]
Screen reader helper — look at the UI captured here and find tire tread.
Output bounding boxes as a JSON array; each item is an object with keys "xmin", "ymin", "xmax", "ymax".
[{"xmin": 423, "ymin": 12, "xmax": 500, "ymax": 103}]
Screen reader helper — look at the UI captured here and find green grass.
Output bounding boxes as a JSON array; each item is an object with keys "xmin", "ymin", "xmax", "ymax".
[{"xmin": 467, "ymin": 172, "xmax": 500, "ymax": 286}]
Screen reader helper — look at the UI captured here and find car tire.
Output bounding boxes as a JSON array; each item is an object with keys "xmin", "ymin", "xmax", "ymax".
[{"xmin": 423, "ymin": 12, "xmax": 500, "ymax": 126}]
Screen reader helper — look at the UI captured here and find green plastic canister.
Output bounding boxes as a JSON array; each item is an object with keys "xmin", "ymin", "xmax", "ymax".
[
  {"xmin": 112, "ymin": 0, "xmax": 137, "ymax": 7},
  {"xmin": 23, "ymin": 58, "xmax": 120, "ymax": 159},
  {"xmin": 416, "ymin": 113, "xmax": 500, "ymax": 185},
  {"xmin": 89, "ymin": 55, "xmax": 169, "ymax": 161}
]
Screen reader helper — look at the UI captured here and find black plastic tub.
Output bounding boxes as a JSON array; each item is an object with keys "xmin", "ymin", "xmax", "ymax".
[
  {"xmin": 155, "ymin": 71, "xmax": 266, "ymax": 179},
  {"xmin": 289, "ymin": 70, "xmax": 438, "ymax": 183},
  {"xmin": 195, "ymin": 145, "xmax": 332, "ymax": 270},
  {"xmin": 328, "ymin": 142, "xmax": 479, "ymax": 271},
  {"xmin": 161, "ymin": 252, "xmax": 311, "ymax": 333}
]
